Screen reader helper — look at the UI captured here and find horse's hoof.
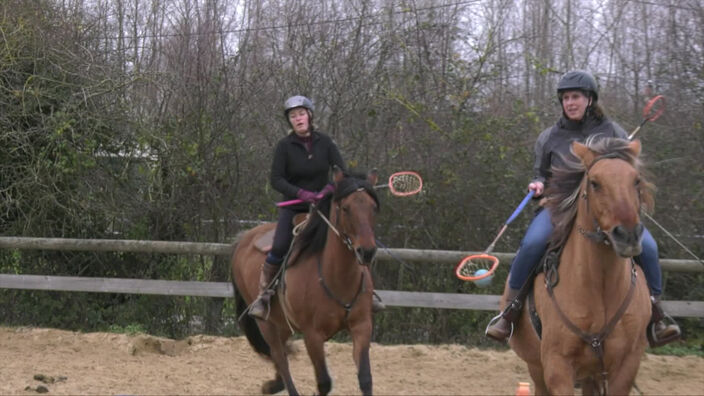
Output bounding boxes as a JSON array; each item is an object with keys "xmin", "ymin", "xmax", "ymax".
[{"xmin": 261, "ymin": 378, "xmax": 285, "ymax": 394}]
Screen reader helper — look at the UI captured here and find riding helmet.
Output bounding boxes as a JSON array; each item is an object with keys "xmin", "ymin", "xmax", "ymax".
[
  {"xmin": 284, "ymin": 95, "xmax": 314, "ymax": 117},
  {"xmin": 557, "ymin": 70, "xmax": 599, "ymax": 101}
]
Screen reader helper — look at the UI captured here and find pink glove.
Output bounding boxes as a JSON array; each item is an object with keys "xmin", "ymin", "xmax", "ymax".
[
  {"xmin": 315, "ymin": 184, "xmax": 335, "ymax": 200},
  {"xmin": 296, "ymin": 189, "xmax": 318, "ymax": 203}
]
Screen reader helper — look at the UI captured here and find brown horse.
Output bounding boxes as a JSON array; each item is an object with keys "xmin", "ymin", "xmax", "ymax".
[
  {"xmin": 231, "ymin": 169, "xmax": 379, "ymax": 396},
  {"xmin": 504, "ymin": 138, "xmax": 653, "ymax": 395}
]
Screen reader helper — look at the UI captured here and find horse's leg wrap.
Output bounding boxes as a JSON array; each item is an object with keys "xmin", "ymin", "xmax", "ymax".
[
  {"xmin": 485, "ymin": 288, "xmax": 522, "ymax": 342},
  {"xmin": 647, "ymin": 296, "xmax": 681, "ymax": 347},
  {"xmin": 249, "ymin": 262, "xmax": 280, "ymax": 320}
]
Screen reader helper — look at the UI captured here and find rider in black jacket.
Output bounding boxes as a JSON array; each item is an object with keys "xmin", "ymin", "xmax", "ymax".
[{"xmin": 249, "ymin": 95, "xmax": 385, "ymax": 319}]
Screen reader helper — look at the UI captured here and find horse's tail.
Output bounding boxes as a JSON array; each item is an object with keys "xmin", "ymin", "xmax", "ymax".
[
  {"xmin": 234, "ymin": 292, "xmax": 271, "ymax": 357},
  {"xmin": 231, "ymin": 232, "xmax": 272, "ymax": 358}
]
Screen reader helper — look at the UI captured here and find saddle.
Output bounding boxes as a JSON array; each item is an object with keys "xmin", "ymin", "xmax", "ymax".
[
  {"xmin": 253, "ymin": 213, "xmax": 309, "ymax": 253},
  {"xmin": 525, "ymin": 247, "xmax": 562, "ymax": 340}
]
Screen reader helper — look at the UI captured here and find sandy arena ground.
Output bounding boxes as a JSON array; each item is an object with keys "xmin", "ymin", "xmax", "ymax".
[{"xmin": 1, "ymin": 326, "xmax": 703, "ymax": 395}]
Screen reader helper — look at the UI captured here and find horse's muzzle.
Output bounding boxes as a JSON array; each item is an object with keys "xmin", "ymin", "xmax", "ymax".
[
  {"xmin": 356, "ymin": 246, "xmax": 377, "ymax": 265},
  {"xmin": 609, "ymin": 223, "xmax": 644, "ymax": 257}
]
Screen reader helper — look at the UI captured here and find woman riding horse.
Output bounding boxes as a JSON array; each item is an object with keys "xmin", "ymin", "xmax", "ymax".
[
  {"xmin": 507, "ymin": 137, "xmax": 654, "ymax": 393},
  {"xmin": 232, "ymin": 168, "xmax": 380, "ymax": 395},
  {"xmin": 249, "ymin": 95, "xmax": 384, "ymax": 319},
  {"xmin": 485, "ymin": 70, "xmax": 680, "ymax": 346}
]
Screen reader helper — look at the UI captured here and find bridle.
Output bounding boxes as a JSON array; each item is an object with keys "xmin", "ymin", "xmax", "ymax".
[{"xmin": 577, "ymin": 153, "xmax": 642, "ymax": 245}]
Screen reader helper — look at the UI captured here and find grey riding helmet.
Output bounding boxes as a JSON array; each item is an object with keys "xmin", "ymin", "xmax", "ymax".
[
  {"xmin": 557, "ymin": 70, "xmax": 598, "ymax": 101},
  {"xmin": 284, "ymin": 95, "xmax": 314, "ymax": 117}
]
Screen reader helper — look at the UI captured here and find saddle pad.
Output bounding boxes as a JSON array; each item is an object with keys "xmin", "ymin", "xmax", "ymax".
[{"xmin": 254, "ymin": 229, "xmax": 274, "ymax": 253}]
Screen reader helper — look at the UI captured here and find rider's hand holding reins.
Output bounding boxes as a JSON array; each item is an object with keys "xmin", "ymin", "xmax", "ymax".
[
  {"xmin": 315, "ymin": 184, "xmax": 335, "ymax": 200},
  {"xmin": 297, "ymin": 189, "xmax": 318, "ymax": 203}
]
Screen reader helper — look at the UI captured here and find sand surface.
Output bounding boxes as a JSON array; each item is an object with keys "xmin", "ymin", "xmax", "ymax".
[{"xmin": 2, "ymin": 326, "xmax": 703, "ymax": 395}]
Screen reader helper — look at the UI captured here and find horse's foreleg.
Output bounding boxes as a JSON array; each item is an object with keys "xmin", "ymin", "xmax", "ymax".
[
  {"xmin": 261, "ymin": 373, "xmax": 285, "ymax": 394},
  {"xmin": 542, "ymin": 357, "xmax": 576, "ymax": 395},
  {"xmin": 605, "ymin": 353, "xmax": 643, "ymax": 395},
  {"xmin": 258, "ymin": 322, "xmax": 299, "ymax": 396},
  {"xmin": 350, "ymin": 322, "xmax": 373, "ymax": 396},
  {"xmin": 580, "ymin": 377, "xmax": 599, "ymax": 396},
  {"xmin": 527, "ymin": 364, "xmax": 548, "ymax": 395},
  {"xmin": 303, "ymin": 332, "xmax": 332, "ymax": 396}
]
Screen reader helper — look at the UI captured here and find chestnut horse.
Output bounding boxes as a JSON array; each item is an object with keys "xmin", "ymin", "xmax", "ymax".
[
  {"xmin": 231, "ymin": 169, "xmax": 379, "ymax": 396},
  {"xmin": 504, "ymin": 138, "xmax": 653, "ymax": 395}
]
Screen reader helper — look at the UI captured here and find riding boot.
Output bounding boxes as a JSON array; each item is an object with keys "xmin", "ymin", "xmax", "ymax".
[
  {"xmin": 248, "ymin": 261, "xmax": 280, "ymax": 320},
  {"xmin": 485, "ymin": 288, "xmax": 522, "ymax": 342},
  {"xmin": 372, "ymin": 291, "xmax": 386, "ymax": 313},
  {"xmin": 647, "ymin": 296, "xmax": 681, "ymax": 347}
]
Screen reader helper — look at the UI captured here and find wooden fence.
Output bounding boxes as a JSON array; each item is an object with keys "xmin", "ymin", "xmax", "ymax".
[{"xmin": 0, "ymin": 237, "xmax": 702, "ymax": 317}]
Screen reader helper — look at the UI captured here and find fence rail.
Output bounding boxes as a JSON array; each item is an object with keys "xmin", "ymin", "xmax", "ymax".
[
  {"xmin": 1, "ymin": 236, "xmax": 702, "ymax": 271},
  {"xmin": 1, "ymin": 237, "xmax": 702, "ymax": 317}
]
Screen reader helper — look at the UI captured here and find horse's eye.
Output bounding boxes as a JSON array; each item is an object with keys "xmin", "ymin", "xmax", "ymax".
[
  {"xmin": 590, "ymin": 180, "xmax": 600, "ymax": 191},
  {"xmin": 634, "ymin": 178, "xmax": 641, "ymax": 187},
  {"xmin": 342, "ymin": 206, "xmax": 350, "ymax": 214}
]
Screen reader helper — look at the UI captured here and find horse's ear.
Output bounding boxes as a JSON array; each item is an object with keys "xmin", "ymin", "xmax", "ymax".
[
  {"xmin": 573, "ymin": 141, "xmax": 596, "ymax": 167},
  {"xmin": 333, "ymin": 165, "xmax": 345, "ymax": 184},
  {"xmin": 627, "ymin": 139, "xmax": 642, "ymax": 157},
  {"xmin": 367, "ymin": 168, "xmax": 379, "ymax": 186}
]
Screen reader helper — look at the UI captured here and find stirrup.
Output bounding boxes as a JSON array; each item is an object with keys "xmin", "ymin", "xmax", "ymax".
[
  {"xmin": 248, "ymin": 290, "xmax": 275, "ymax": 320},
  {"xmin": 485, "ymin": 313, "xmax": 514, "ymax": 342},
  {"xmin": 647, "ymin": 317, "xmax": 681, "ymax": 348}
]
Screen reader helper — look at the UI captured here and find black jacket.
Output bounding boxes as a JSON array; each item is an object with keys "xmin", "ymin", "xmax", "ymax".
[
  {"xmin": 533, "ymin": 115, "xmax": 627, "ymax": 187},
  {"xmin": 270, "ymin": 131, "xmax": 345, "ymax": 209}
]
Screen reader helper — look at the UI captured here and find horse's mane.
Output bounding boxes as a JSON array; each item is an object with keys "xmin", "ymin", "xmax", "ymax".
[
  {"xmin": 545, "ymin": 136, "xmax": 655, "ymax": 248},
  {"xmin": 293, "ymin": 171, "xmax": 380, "ymax": 257}
]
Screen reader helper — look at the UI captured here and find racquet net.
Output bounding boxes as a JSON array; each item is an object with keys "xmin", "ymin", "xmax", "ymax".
[
  {"xmin": 386, "ymin": 171, "xmax": 422, "ymax": 196},
  {"xmin": 455, "ymin": 253, "xmax": 499, "ymax": 281}
]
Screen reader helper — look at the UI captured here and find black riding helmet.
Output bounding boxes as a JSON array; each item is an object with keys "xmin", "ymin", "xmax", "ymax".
[{"xmin": 557, "ymin": 70, "xmax": 599, "ymax": 101}]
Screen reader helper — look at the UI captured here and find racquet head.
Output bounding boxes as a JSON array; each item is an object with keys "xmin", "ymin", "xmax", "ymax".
[
  {"xmin": 643, "ymin": 95, "xmax": 665, "ymax": 122},
  {"xmin": 387, "ymin": 171, "xmax": 422, "ymax": 196},
  {"xmin": 455, "ymin": 253, "xmax": 499, "ymax": 283}
]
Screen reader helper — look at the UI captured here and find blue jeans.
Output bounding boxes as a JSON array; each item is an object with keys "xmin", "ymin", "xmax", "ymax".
[{"xmin": 507, "ymin": 208, "xmax": 662, "ymax": 296}]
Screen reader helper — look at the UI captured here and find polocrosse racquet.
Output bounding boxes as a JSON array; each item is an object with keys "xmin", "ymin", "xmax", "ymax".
[
  {"xmin": 625, "ymin": 96, "xmax": 701, "ymax": 263},
  {"xmin": 628, "ymin": 95, "xmax": 665, "ymax": 140},
  {"xmin": 455, "ymin": 190, "xmax": 535, "ymax": 283},
  {"xmin": 374, "ymin": 171, "xmax": 423, "ymax": 197},
  {"xmin": 276, "ymin": 171, "xmax": 423, "ymax": 207}
]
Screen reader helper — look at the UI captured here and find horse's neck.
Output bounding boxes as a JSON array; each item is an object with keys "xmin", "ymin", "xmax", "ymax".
[{"xmin": 319, "ymin": 227, "xmax": 363, "ymax": 291}]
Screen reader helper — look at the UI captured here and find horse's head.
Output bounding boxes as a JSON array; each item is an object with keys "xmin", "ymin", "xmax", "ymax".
[
  {"xmin": 331, "ymin": 167, "xmax": 380, "ymax": 265},
  {"xmin": 572, "ymin": 139, "xmax": 653, "ymax": 257}
]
